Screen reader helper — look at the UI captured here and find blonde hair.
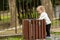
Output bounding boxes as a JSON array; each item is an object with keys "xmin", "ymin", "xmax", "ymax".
[{"xmin": 37, "ymin": 6, "xmax": 45, "ymax": 12}]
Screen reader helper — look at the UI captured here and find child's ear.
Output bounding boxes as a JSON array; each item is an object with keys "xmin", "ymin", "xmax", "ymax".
[{"xmin": 44, "ymin": 6, "xmax": 46, "ymax": 9}]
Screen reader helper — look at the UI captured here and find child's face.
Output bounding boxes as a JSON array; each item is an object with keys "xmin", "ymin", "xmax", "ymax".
[{"xmin": 37, "ymin": 9, "xmax": 42, "ymax": 14}]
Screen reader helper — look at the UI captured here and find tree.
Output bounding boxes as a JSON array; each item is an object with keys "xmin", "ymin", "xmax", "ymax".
[
  {"xmin": 16, "ymin": 0, "xmax": 41, "ymax": 19},
  {"xmin": 9, "ymin": 0, "xmax": 18, "ymax": 33},
  {"xmin": 41, "ymin": 0, "xmax": 54, "ymax": 20},
  {"xmin": 0, "ymin": 0, "xmax": 8, "ymax": 20}
]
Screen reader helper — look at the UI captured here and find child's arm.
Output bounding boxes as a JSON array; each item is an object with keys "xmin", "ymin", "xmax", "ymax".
[{"xmin": 39, "ymin": 13, "xmax": 45, "ymax": 20}]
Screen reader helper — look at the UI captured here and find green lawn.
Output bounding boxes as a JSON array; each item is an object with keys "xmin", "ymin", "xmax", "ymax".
[
  {"xmin": 51, "ymin": 19, "xmax": 60, "ymax": 26},
  {"xmin": 1, "ymin": 15, "xmax": 10, "ymax": 22},
  {"xmin": 0, "ymin": 37, "xmax": 23, "ymax": 40},
  {"xmin": 51, "ymin": 32, "xmax": 60, "ymax": 35},
  {"xmin": 0, "ymin": 35, "xmax": 60, "ymax": 40}
]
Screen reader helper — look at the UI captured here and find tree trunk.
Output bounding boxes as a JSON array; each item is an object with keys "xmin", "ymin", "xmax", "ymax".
[
  {"xmin": 41, "ymin": 0, "xmax": 54, "ymax": 20},
  {"xmin": 0, "ymin": 12, "xmax": 1, "ymax": 20},
  {"xmin": 8, "ymin": 0, "xmax": 18, "ymax": 33}
]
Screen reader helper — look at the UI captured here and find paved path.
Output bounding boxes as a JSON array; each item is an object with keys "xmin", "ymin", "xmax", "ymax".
[
  {"xmin": 46, "ymin": 34, "xmax": 60, "ymax": 40},
  {"xmin": 51, "ymin": 28, "xmax": 60, "ymax": 32}
]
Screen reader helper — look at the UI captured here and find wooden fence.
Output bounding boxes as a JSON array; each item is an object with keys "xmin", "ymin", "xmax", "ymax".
[{"xmin": 22, "ymin": 19, "xmax": 46, "ymax": 40}]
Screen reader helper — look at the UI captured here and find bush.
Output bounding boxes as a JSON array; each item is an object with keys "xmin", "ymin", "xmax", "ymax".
[{"xmin": 19, "ymin": 11, "xmax": 40, "ymax": 24}]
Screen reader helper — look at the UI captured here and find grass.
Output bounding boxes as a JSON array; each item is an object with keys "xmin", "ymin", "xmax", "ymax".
[
  {"xmin": 51, "ymin": 19, "xmax": 60, "ymax": 26},
  {"xmin": 7, "ymin": 37, "xmax": 20, "ymax": 40},
  {"xmin": 0, "ymin": 37, "xmax": 24, "ymax": 40},
  {"xmin": 1, "ymin": 15, "xmax": 10, "ymax": 22},
  {"xmin": 51, "ymin": 32, "xmax": 60, "ymax": 35},
  {"xmin": 0, "ymin": 32, "xmax": 60, "ymax": 40}
]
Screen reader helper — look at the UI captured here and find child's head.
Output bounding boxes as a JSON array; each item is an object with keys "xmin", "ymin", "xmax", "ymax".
[{"xmin": 36, "ymin": 6, "xmax": 45, "ymax": 14}]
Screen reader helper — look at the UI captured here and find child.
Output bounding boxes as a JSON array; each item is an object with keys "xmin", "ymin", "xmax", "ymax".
[{"xmin": 36, "ymin": 6, "xmax": 51, "ymax": 37}]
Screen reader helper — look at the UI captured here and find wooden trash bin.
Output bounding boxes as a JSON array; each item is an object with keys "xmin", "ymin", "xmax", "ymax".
[{"xmin": 22, "ymin": 19, "xmax": 46, "ymax": 40}]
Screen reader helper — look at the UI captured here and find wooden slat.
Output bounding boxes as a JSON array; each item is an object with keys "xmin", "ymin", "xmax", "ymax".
[
  {"xmin": 22, "ymin": 20, "xmax": 29, "ymax": 40},
  {"xmin": 41, "ymin": 20, "xmax": 46, "ymax": 39},
  {"xmin": 39, "ymin": 20, "xmax": 42, "ymax": 39},
  {"xmin": 41, "ymin": 20, "xmax": 44, "ymax": 39},
  {"xmin": 35, "ymin": 20, "xmax": 39, "ymax": 39},
  {"xmin": 29, "ymin": 20, "xmax": 33, "ymax": 40},
  {"xmin": 32, "ymin": 20, "xmax": 36, "ymax": 40},
  {"xmin": 42, "ymin": 20, "xmax": 46, "ymax": 39}
]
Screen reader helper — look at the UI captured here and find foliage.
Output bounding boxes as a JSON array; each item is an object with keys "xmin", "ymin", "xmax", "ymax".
[
  {"xmin": 19, "ymin": 11, "xmax": 40, "ymax": 24},
  {"xmin": 51, "ymin": 20, "xmax": 60, "ymax": 26},
  {"xmin": 0, "ymin": 0, "xmax": 8, "ymax": 11},
  {"xmin": 16, "ymin": 0, "xmax": 41, "ymax": 22},
  {"xmin": 51, "ymin": 0, "xmax": 55, "ymax": 7},
  {"xmin": 0, "ymin": 0, "xmax": 56, "ymax": 24}
]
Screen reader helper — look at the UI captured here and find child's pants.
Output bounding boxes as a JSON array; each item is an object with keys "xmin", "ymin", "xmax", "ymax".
[{"xmin": 46, "ymin": 24, "xmax": 51, "ymax": 37}]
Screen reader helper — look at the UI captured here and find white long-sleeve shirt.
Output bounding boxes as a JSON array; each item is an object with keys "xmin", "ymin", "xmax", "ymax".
[{"xmin": 39, "ymin": 12, "xmax": 51, "ymax": 25}]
